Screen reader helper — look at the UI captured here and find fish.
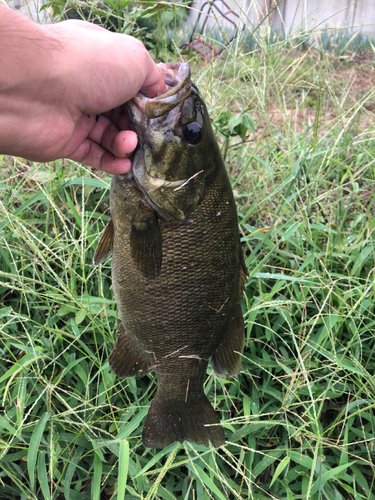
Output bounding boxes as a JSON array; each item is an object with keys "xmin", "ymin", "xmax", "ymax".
[{"xmin": 93, "ymin": 63, "xmax": 247, "ymax": 448}]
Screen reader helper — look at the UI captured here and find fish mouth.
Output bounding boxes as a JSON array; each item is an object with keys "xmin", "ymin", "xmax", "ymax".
[
  {"xmin": 126, "ymin": 63, "xmax": 191, "ymax": 218},
  {"xmin": 127, "ymin": 63, "xmax": 191, "ymax": 121}
]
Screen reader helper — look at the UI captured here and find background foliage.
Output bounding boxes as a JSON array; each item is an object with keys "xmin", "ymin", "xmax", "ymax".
[{"xmin": 1, "ymin": 1, "xmax": 375, "ymax": 499}]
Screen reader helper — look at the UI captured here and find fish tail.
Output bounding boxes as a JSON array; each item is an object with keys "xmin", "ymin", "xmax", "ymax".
[{"xmin": 142, "ymin": 393, "xmax": 225, "ymax": 449}]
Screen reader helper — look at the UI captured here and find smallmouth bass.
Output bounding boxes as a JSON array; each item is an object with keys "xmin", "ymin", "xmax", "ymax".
[{"xmin": 94, "ymin": 63, "xmax": 247, "ymax": 448}]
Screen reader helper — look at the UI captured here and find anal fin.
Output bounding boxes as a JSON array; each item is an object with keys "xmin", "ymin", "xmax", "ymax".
[
  {"xmin": 109, "ymin": 323, "xmax": 151, "ymax": 377},
  {"xmin": 130, "ymin": 213, "xmax": 162, "ymax": 278},
  {"xmin": 211, "ymin": 300, "xmax": 245, "ymax": 377},
  {"xmin": 93, "ymin": 219, "xmax": 114, "ymax": 265}
]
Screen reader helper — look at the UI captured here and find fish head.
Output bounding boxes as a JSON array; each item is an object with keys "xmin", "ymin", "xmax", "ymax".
[{"xmin": 126, "ymin": 63, "xmax": 215, "ymax": 221}]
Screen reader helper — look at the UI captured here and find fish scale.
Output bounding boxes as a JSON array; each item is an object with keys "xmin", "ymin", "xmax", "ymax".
[
  {"xmin": 94, "ymin": 63, "xmax": 246, "ymax": 448},
  {"xmin": 112, "ymin": 182, "xmax": 237, "ymax": 356}
]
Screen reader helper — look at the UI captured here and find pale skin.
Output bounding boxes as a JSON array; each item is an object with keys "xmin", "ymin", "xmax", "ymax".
[{"xmin": 0, "ymin": 6, "xmax": 167, "ymax": 173}]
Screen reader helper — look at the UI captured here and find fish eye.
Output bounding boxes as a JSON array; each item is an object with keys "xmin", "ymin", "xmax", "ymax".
[{"xmin": 183, "ymin": 122, "xmax": 203, "ymax": 145}]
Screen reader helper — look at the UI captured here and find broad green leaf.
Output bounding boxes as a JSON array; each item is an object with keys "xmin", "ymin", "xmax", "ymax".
[
  {"xmin": 241, "ymin": 113, "xmax": 256, "ymax": 132},
  {"xmin": 351, "ymin": 244, "xmax": 373, "ymax": 275},
  {"xmin": 64, "ymin": 192, "xmax": 81, "ymax": 229},
  {"xmin": 75, "ymin": 310, "xmax": 86, "ymax": 325},
  {"xmin": 337, "ymin": 358, "xmax": 368, "ymax": 376},
  {"xmin": 157, "ymin": 484, "xmax": 178, "ymax": 500},
  {"xmin": 289, "ymin": 451, "xmax": 319, "ymax": 471},
  {"xmin": 228, "ymin": 113, "xmax": 255, "ymax": 136},
  {"xmin": 243, "ymin": 396, "xmax": 251, "ymax": 417},
  {"xmin": 252, "ymin": 272, "xmax": 314, "ymax": 283},
  {"xmin": 77, "ymin": 295, "xmax": 116, "ymax": 305},
  {"xmin": 0, "ymin": 415, "xmax": 22, "ymax": 440},
  {"xmin": 351, "ymin": 465, "xmax": 371, "ymax": 495},
  {"xmin": 0, "ymin": 307, "xmax": 12, "ymax": 318},
  {"xmin": 310, "ymin": 223, "xmax": 338, "ymax": 234}
]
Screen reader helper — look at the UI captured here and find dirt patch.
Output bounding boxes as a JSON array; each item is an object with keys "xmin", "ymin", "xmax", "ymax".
[
  {"xmin": 335, "ymin": 57, "xmax": 375, "ymax": 109},
  {"xmin": 252, "ymin": 52, "xmax": 375, "ymax": 138}
]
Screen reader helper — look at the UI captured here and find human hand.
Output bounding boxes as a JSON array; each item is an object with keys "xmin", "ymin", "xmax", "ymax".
[{"xmin": 0, "ymin": 9, "xmax": 167, "ymax": 173}]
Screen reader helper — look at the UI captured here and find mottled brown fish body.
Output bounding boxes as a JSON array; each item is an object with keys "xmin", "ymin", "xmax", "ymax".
[{"xmin": 94, "ymin": 63, "xmax": 246, "ymax": 448}]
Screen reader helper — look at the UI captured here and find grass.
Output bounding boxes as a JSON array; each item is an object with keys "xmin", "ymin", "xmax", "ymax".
[{"xmin": 1, "ymin": 1, "xmax": 375, "ymax": 499}]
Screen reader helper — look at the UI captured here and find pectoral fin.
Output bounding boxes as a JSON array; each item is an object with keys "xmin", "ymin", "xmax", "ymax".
[
  {"xmin": 93, "ymin": 219, "xmax": 114, "ymax": 265},
  {"xmin": 211, "ymin": 300, "xmax": 245, "ymax": 377},
  {"xmin": 130, "ymin": 213, "xmax": 162, "ymax": 278},
  {"xmin": 109, "ymin": 323, "xmax": 151, "ymax": 377}
]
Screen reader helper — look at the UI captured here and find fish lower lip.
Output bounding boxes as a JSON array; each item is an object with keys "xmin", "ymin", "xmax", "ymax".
[
  {"xmin": 138, "ymin": 174, "xmax": 187, "ymax": 190},
  {"xmin": 127, "ymin": 64, "xmax": 191, "ymax": 120}
]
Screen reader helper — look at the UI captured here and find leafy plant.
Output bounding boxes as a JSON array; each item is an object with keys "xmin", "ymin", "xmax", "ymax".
[
  {"xmin": 214, "ymin": 110, "xmax": 255, "ymax": 160},
  {"xmin": 44, "ymin": 0, "xmax": 189, "ymax": 60}
]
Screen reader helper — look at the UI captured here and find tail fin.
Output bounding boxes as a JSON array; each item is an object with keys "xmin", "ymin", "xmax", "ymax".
[{"xmin": 142, "ymin": 394, "xmax": 225, "ymax": 449}]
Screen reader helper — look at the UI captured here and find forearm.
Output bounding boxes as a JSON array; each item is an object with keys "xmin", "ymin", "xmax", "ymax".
[{"xmin": 0, "ymin": 7, "xmax": 59, "ymax": 85}]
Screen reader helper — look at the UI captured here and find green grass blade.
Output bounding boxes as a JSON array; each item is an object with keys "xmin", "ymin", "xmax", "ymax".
[
  {"xmin": 134, "ymin": 443, "xmax": 180, "ymax": 477},
  {"xmin": 37, "ymin": 451, "xmax": 51, "ymax": 500},
  {"xmin": 27, "ymin": 412, "xmax": 50, "ymax": 493},
  {"xmin": 0, "ymin": 352, "xmax": 47, "ymax": 386},
  {"xmin": 269, "ymin": 455, "xmax": 290, "ymax": 487},
  {"xmin": 64, "ymin": 446, "xmax": 84, "ymax": 500},
  {"xmin": 117, "ymin": 440, "xmax": 129, "ymax": 500},
  {"xmin": 117, "ymin": 406, "xmax": 148, "ymax": 439},
  {"xmin": 310, "ymin": 462, "xmax": 357, "ymax": 496},
  {"xmin": 189, "ymin": 462, "xmax": 227, "ymax": 500},
  {"xmin": 92, "ymin": 451, "xmax": 103, "ymax": 500},
  {"xmin": 145, "ymin": 444, "xmax": 180, "ymax": 500}
]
